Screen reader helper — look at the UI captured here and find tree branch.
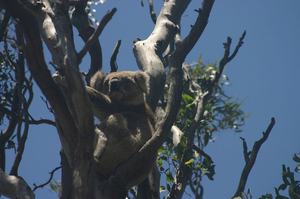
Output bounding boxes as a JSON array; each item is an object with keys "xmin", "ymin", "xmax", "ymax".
[
  {"xmin": 33, "ymin": 166, "xmax": 62, "ymax": 192},
  {"xmin": 110, "ymin": 40, "xmax": 121, "ymax": 72},
  {"xmin": 9, "ymin": 94, "xmax": 30, "ymax": 176},
  {"xmin": 0, "ymin": 168, "xmax": 35, "ymax": 199},
  {"xmin": 0, "ymin": 0, "xmax": 79, "ymax": 158},
  {"xmin": 0, "ymin": 104, "xmax": 56, "ymax": 127},
  {"xmin": 77, "ymin": 8, "xmax": 117, "ymax": 64},
  {"xmin": 112, "ymin": 0, "xmax": 196, "ymax": 191},
  {"xmin": 215, "ymin": 30, "xmax": 246, "ymax": 83},
  {"xmin": 133, "ymin": 0, "xmax": 191, "ymax": 111},
  {"xmin": 231, "ymin": 117, "xmax": 276, "ymax": 198},
  {"xmin": 148, "ymin": 0, "xmax": 156, "ymax": 24},
  {"xmin": 192, "ymin": 144, "xmax": 213, "ymax": 163},
  {"xmin": 170, "ymin": 0, "xmax": 215, "ymax": 64},
  {"xmin": 71, "ymin": 1, "xmax": 103, "ymax": 85}
]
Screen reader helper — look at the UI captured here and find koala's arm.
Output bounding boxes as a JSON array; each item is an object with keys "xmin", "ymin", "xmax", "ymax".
[{"xmin": 86, "ymin": 86, "xmax": 115, "ymax": 121}]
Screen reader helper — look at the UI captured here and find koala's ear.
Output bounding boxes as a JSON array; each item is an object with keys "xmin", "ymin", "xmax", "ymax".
[
  {"xmin": 90, "ymin": 71, "xmax": 105, "ymax": 91},
  {"xmin": 134, "ymin": 71, "xmax": 150, "ymax": 94}
]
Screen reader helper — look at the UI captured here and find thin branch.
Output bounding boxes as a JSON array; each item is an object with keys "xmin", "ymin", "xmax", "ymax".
[
  {"xmin": 41, "ymin": 96, "xmax": 54, "ymax": 114},
  {"xmin": 228, "ymin": 30, "xmax": 246, "ymax": 62},
  {"xmin": 192, "ymin": 144, "xmax": 213, "ymax": 163},
  {"xmin": 0, "ymin": 104, "xmax": 56, "ymax": 127},
  {"xmin": 71, "ymin": 2, "xmax": 103, "ymax": 84},
  {"xmin": 240, "ymin": 137, "xmax": 250, "ymax": 163},
  {"xmin": 231, "ymin": 117, "xmax": 276, "ymax": 198},
  {"xmin": 9, "ymin": 94, "xmax": 30, "ymax": 176},
  {"xmin": 32, "ymin": 166, "xmax": 62, "ymax": 192},
  {"xmin": 148, "ymin": 0, "xmax": 156, "ymax": 24},
  {"xmin": 170, "ymin": 0, "xmax": 215, "ymax": 63},
  {"xmin": 215, "ymin": 30, "xmax": 246, "ymax": 83},
  {"xmin": 110, "ymin": 40, "xmax": 121, "ymax": 72},
  {"xmin": 77, "ymin": 8, "xmax": 117, "ymax": 64}
]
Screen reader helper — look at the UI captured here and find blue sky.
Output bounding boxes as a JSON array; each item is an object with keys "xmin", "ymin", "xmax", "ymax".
[{"xmin": 2, "ymin": 1, "xmax": 300, "ymax": 198}]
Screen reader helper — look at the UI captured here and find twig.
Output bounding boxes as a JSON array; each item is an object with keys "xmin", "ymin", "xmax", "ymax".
[
  {"xmin": 240, "ymin": 137, "xmax": 250, "ymax": 163},
  {"xmin": 77, "ymin": 8, "xmax": 117, "ymax": 64},
  {"xmin": 215, "ymin": 30, "xmax": 246, "ymax": 83},
  {"xmin": 228, "ymin": 30, "xmax": 246, "ymax": 62},
  {"xmin": 231, "ymin": 117, "xmax": 275, "ymax": 198},
  {"xmin": 0, "ymin": 103, "xmax": 56, "ymax": 127},
  {"xmin": 33, "ymin": 166, "xmax": 62, "ymax": 192},
  {"xmin": 41, "ymin": 96, "xmax": 54, "ymax": 114},
  {"xmin": 110, "ymin": 40, "xmax": 121, "ymax": 72}
]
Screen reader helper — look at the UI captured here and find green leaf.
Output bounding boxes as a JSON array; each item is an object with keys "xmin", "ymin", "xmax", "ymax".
[
  {"xmin": 166, "ymin": 172, "xmax": 174, "ymax": 182},
  {"xmin": 185, "ymin": 158, "xmax": 194, "ymax": 165},
  {"xmin": 278, "ymin": 183, "xmax": 288, "ymax": 191},
  {"xmin": 293, "ymin": 154, "xmax": 300, "ymax": 163},
  {"xmin": 204, "ymin": 132, "xmax": 210, "ymax": 146}
]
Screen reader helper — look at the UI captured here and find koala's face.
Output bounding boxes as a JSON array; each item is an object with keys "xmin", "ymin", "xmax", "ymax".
[{"xmin": 100, "ymin": 71, "xmax": 149, "ymax": 105}]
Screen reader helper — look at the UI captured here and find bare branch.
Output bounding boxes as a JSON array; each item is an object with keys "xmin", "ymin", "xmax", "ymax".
[
  {"xmin": 0, "ymin": 100, "xmax": 56, "ymax": 127},
  {"xmin": 240, "ymin": 137, "xmax": 250, "ymax": 163},
  {"xmin": 77, "ymin": 8, "xmax": 117, "ymax": 64},
  {"xmin": 170, "ymin": 0, "xmax": 215, "ymax": 63},
  {"xmin": 231, "ymin": 118, "xmax": 276, "ymax": 198},
  {"xmin": 33, "ymin": 166, "xmax": 62, "ymax": 192},
  {"xmin": 228, "ymin": 30, "xmax": 246, "ymax": 62},
  {"xmin": 215, "ymin": 30, "xmax": 246, "ymax": 83},
  {"xmin": 134, "ymin": 0, "xmax": 191, "ymax": 111},
  {"xmin": 71, "ymin": 1, "xmax": 103, "ymax": 84},
  {"xmin": 9, "ymin": 90, "xmax": 30, "ymax": 176},
  {"xmin": 148, "ymin": 0, "xmax": 156, "ymax": 24},
  {"xmin": 110, "ymin": 40, "xmax": 121, "ymax": 72}
]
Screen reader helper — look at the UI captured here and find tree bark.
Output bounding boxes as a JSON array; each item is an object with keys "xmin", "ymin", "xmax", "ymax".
[{"xmin": 0, "ymin": 168, "xmax": 35, "ymax": 199}]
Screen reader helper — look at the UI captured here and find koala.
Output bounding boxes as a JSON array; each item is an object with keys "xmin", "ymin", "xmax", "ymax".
[{"xmin": 87, "ymin": 70, "xmax": 156, "ymax": 189}]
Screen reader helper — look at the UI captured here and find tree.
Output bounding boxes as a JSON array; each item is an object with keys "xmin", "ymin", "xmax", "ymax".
[{"xmin": 0, "ymin": 0, "xmax": 276, "ymax": 198}]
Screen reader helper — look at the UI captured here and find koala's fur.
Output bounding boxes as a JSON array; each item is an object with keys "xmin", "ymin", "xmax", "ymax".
[{"xmin": 87, "ymin": 71, "xmax": 156, "ymax": 189}]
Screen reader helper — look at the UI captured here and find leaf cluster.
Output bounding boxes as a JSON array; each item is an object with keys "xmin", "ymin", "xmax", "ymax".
[
  {"xmin": 159, "ymin": 55, "xmax": 249, "ymax": 194},
  {"xmin": 259, "ymin": 153, "xmax": 300, "ymax": 199}
]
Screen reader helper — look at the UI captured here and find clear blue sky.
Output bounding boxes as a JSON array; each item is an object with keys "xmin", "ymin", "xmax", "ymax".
[{"xmin": 2, "ymin": 1, "xmax": 300, "ymax": 198}]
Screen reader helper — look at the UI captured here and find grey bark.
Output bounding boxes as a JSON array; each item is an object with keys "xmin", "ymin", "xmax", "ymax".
[{"xmin": 0, "ymin": 168, "xmax": 35, "ymax": 199}]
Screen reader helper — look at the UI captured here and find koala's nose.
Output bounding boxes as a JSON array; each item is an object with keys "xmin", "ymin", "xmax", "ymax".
[{"xmin": 110, "ymin": 78, "xmax": 120, "ymax": 91}]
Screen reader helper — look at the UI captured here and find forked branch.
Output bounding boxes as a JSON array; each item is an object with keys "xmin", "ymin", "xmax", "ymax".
[
  {"xmin": 231, "ymin": 117, "xmax": 276, "ymax": 198},
  {"xmin": 33, "ymin": 166, "xmax": 62, "ymax": 192},
  {"xmin": 77, "ymin": 8, "xmax": 117, "ymax": 64}
]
